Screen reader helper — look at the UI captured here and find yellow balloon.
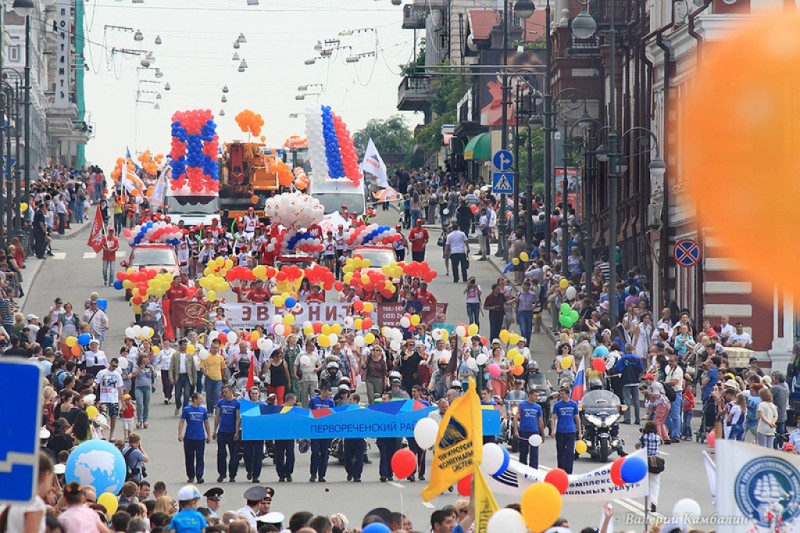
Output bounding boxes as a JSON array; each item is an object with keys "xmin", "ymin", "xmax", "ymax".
[
  {"xmin": 20, "ymin": 202, "xmax": 28, "ymax": 212},
  {"xmin": 519, "ymin": 252, "xmax": 529, "ymax": 262},
  {"xmin": 521, "ymin": 483, "xmax": 562, "ymax": 533},
  {"xmin": 318, "ymin": 335, "xmax": 331, "ymax": 348},
  {"xmin": 146, "ymin": 328, "xmax": 155, "ymax": 338},
  {"xmin": 98, "ymin": 492, "xmax": 118, "ymax": 515},
  {"xmin": 65, "ymin": 336, "xmax": 77, "ymax": 348},
  {"xmin": 152, "ymin": 346, "xmax": 160, "ymax": 355},
  {"xmin": 510, "ymin": 333, "xmax": 521, "ymax": 345},
  {"xmin": 441, "ymin": 330, "xmax": 449, "ymax": 342},
  {"xmin": 561, "ymin": 356, "xmax": 573, "ymax": 370},
  {"xmin": 251, "ymin": 330, "xmax": 261, "ymax": 340},
  {"xmin": 513, "ymin": 354, "xmax": 524, "ymax": 366},
  {"xmin": 363, "ymin": 302, "xmax": 374, "ymax": 313},
  {"xmin": 86, "ymin": 406, "xmax": 99, "ymax": 420},
  {"xmin": 575, "ymin": 440, "xmax": 588, "ymax": 454},
  {"xmin": 507, "ymin": 348, "xmax": 519, "ymax": 359},
  {"xmin": 559, "ymin": 278, "xmax": 570, "ymax": 289},
  {"xmin": 331, "ymin": 323, "xmax": 343, "ymax": 335},
  {"xmin": 467, "ymin": 324, "xmax": 479, "ymax": 337},
  {"xmin": 206, "ymin": 290, "xmax": 217, "ymax": 302},
  {"xmin": 364, "ymin": 332, "xmax": 376, "ymax": 345},
  {"xmin": 512, "ymin": 258, "xmax": 520, "ymax": 266},
  {"xmin": 283, "ymin": 314, "xmax": 295, "ymax": 325},
  {"xmin": 499, "ymin": 330, "xmax": 510, "ymax": 344},
  {"xmin": 410, "ymin": 314, "xmax": 421, "ymax": 326},
  {"xmin": 186, "ymin": 344, "xmax": 196, "ymax": 355},
  {"xmin": 354, "ymin": 318, "xmax": 363, "ymax": 331},
  {"xmin": 321, "ymin": 324, "xmax": 332, "ymax": 336},
  {"xmin": 303, "ymin": 325, "xmax": 314, "ymax": 336}
]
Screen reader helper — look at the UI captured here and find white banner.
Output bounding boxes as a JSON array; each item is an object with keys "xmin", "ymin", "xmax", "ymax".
[
  {"xmin": 55, "ymin": 0, "xmax": 72, "ymax": 109},
  {"xmin": 360, "ymin": 138, "xmax": 389, "ymax": 188},
  {"xmin": 150, "ymin": 175, "xmax": 167, "ymax": 209},
  {"xmin": 222, "ymin": 302, "xmax": 350, "ymax": 330},
  {"xmin": 487, "ymin": 448, "xmax": 649, "ymax": 502},
  {"xmin": 716, "ymin": 440, "xmax": 800, "ymax": 533}
]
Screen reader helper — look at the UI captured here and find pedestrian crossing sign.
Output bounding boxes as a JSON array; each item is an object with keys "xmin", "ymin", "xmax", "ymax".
[{"xmin": 492, "ymin": 172, "xmax": 514, "ymax": 194}]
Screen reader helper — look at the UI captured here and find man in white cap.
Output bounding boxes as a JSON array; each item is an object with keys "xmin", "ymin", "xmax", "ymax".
[
  {"xmin": 25, "ymin": 314, "xmax": 40, "ymax": 344},
  {"xmin": 238, "ymin": 486, "xmax": 270, "ymax": 530},
  {"xmin": 101, "ymin": 226, "xmax": 120, "ymax": 286}
]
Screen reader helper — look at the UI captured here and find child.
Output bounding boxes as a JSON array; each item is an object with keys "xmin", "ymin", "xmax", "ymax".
[
  {"xmin": 169, "ymin": 485, "xmax": 207, "ymax": 533},
  {"xmin": 121, "ymin": 393, "xmax": 137, "ymax": 441},
  {"xmin": 728, "ymin": 392, "xmax": 747, "ymax": 441},
  {"xmin": 681, "ymin": 378, "xmax": 695, "ymax": 441}
]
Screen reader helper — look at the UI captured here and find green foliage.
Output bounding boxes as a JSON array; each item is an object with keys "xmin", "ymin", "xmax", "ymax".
[
  {"xmin": 401, "ymin": 39, "xmax": 426, "ymax": 76},
  {"xmin": 353, "ymin": 115, "xmax": 415, "ymax": 156},
  {"xmin": 414, "ymin": 73, "xmax": 467, "ymax": 157},
  {"xmin": 516, "ymin": 127, "xmax": 545, "ymax": 191}
]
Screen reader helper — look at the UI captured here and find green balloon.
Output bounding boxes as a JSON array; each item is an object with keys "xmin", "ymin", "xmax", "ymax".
[
  {"xmin": 559, "ymin": 315, "xmax": 574, "ymax": 328},
  {"xmin": 560, "ymin": 303, "xmax": 571, "ymax": 315},
  {"xmin": 569, "ymin": 310, "xmax": 579, "ymax": 322}
]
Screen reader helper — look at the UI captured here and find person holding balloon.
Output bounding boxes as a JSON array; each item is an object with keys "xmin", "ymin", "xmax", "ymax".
[{"xmin": 514, "ymin": 388, "xmax": 546, "ymax": 468}]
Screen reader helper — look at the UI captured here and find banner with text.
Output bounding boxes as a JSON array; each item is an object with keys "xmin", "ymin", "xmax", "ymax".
[
  {"xmin": 241, "ymin": 399, "xmax": 500, "ymax": 440},
  {"xmin": 222, "ymin": 302, "xmax": 350, "ymax": 329},
  {"xmin": 378, "ymin": 301, "xmax": 448, "ymax": 328},
  {"xmin": 487, "ymin": 448, "xmax": 649, "ymax": 502},
  {"xmin": 171, "ymin": 300, "xmax": 211, "ymax": 329}
]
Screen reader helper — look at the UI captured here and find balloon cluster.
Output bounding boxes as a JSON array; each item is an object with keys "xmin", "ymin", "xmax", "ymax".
[
  {"xmin": 284, "ymin": 135, "xmax": 308, "ymax": 149},
  {"xmin": 510, "ymin": 251, "xmax": 529, "ymax": 267},
  {"xmin": 111, "ymin": 157, "xmax": 139, "ymax": 182},
  {"xmin": 559, "ymin": 302, "xmax": 580, "ymax": 328},
  {"xmin": 263, "ymin": 192, "xmax": 324, "ymax": 229},
  {"xmin": 380, "ymin": 262, "xmax": 405, "ymax": 279},
  {"xmin": 284, "ymin": 230, "xmax": 322, "ymax": 254},
  {"xmin": 347, "ymin": 224, "xmax": 401, "ymax": 247},
  {"xmin": 305, "ymin": 104, "xmax": 362, "ymax": 186},
  {"xmin": 123, "ymin": 221, "xmax": 185, "ymax": 247},
  {"xmin": 609, "ymin": 455, "xmax": 647, "ymax": 486},
  {"xmin": 169, "ymin": 109, "xmax": 220, "ymax": 193},
  {"xmin": 235, "ymin": 109, "xmax": 265, "ymax": 137},
  {"xmin": 137, "ymin": 150, "xmax": 165, "ymax": 175},
  {"xmin": 402, "ymin": 261, "xmax": 437, "ymax": 283},
  {"xmin": 124, "ymin": 324, "xmax": 157, "ymax": 341},
  {"xmin": 304, "ymin": 264, "xmax": 336, "ymax": 291},
  {"xmin": 266, "ymin": 154, "xmax": 295, "ymax": 188},
  {"xmin": 203, "ymin": 256, "xmax": 234, "ymax": 279},
  {"xmin": 344, "ymin": 269, "xmax": 396, "ymax": 299},
  {"xmin": 292, "ymin": 167, "xmax": 309, "ymax": 191},
  {"xmin": 114, "ymin": 269, "xmax": 176, "ymax": 306}
]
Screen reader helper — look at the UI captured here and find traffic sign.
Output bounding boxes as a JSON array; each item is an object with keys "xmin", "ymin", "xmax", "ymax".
[
  {"xmin": 493, "ymin": 150, "xmax": 514, "ymax": 171},
  {"xmin": 492, "ymin": 172, "xmax": 514, "ymax": 194},
  {"xmin": 674, "ymin": 238, "xmax": 701, "ymax": 267},
  {"xmin": 0, "ymin": 360, "xmax": 43, "ymax": 505}
]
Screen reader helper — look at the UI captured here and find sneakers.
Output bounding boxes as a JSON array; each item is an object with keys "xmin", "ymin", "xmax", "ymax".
[
  {"xmin": 217, "ymin": 475, "xmax": 225, "ymax": 483},
  {"xmin": 318, "ymin": 477, "xmax": 326, "ymax": 483},
  {"xmin": 286, "ymin": 476, "xmax": 293, "ymax": 482},
  {"xmin": 347, "ymin": 474, "xmax": 353, "ymax": 481},
  {"xmin": 408, "ymin": 475, "xmax": 416, "ymax": 483},
  {"xmin": 279, "ymin": 477, "xmax": 286, "ymax": 482},
  {"xmin": 229, "ymin": 477, "xmax": 236, "ymax": 483},
  {"xmin": 196, "ymin": 478, "xmax": 204, "ymax": 484},
  {"xmin": 353, "ymin": 477, "xmax": 361, "ymax": 482},
  {"xmin": 380, "ymin": 477, "xmax": 387, "ymax": 482},
  {"xmin": 309, "ymin": 476, "xmax": 316, "ymax": 482}
]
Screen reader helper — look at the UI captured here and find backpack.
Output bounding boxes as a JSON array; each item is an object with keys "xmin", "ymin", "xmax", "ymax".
[
  {"xmin": 123, "ymin": 446, "xmax": 146, "ymax": 481},
  {"xmin": 663, "ymin": 383, "xmax": 677, "ymax": 402}
]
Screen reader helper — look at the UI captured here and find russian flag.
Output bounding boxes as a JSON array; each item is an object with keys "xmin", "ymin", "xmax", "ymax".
[{"xmin": 571, "ymin": 356, "xmax": 586, "ymax": 402}]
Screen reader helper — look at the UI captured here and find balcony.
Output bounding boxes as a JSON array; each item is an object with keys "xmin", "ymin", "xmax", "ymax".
[
  {"xmin": 397, "ymin": 75, "xmax": 431, "ymax": 112},
  {"xmin": 403, "ymin": 4, "xmax": 428, "ymax": 29}
]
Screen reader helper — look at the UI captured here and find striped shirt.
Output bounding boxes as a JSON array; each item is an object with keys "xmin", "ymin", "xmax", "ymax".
[{"xmin": 638, "ymin": 433, "xmax": 661, "ymax": 456}]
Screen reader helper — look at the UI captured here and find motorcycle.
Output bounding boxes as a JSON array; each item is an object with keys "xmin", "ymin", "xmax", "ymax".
[
  {"xmin": 500, "ymin": 399, "xmax": 524, "ymax": 452},
  {"xmin": 580, "ymin": 389, "xmax": 626, "ymax": 462}
]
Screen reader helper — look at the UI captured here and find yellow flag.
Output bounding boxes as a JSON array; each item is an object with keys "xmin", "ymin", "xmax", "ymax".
[
  {"xmin": 422, "ymin": 377, "xmax": 483, "ymax": 501},
  {"xmin": 473, "ymin": 467, "xmax": 499, "ymax": 533}
]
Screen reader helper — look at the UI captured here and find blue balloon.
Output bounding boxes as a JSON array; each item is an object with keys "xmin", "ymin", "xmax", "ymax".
[
  {"xmin": 78, "ymin": 333, "xmax": 91, "ymax": 346},
  {"xmin": 97, "ymin": 299, "xmax": 108, "ymax": 311},
  {"xmin": 362, "ymin": 524, "xmax": 391, "ymax": 533},
  {"xmin": 620, "ymin": 456, "xmax": 647, "ymax": 483},
  {"xmin": 223, "ymin": 328, "xmax": 231, "ymax": 334},
  {"xmin": 113, "ymin": 280, "xmax": 123, "ymax": 290},
  {"xmin": 65, "ymin": 440, "xmax": 127, "ymax": 495},
  {"xmin": 284, "ymin": 297, "xmax": 297, "ymax": 309}
]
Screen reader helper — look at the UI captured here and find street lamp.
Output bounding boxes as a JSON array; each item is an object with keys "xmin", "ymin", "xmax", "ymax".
[
  {"xmin": 134, "ymin": 29, "xmax": 144, "ymax": 42},
  {"xmin": 514, "ymin": 0, "xmax": 536, "ymax": 18},
  {"xmin": 222, "ymin": 85, "xmax": 229, "ymax": 93},
  {"xmin": 155, "ymin": 35, "xmax": 162, "ymax": 45},
  {"xmin": 571, "ymin": 10, "xmax": 597, "ymax": 39},
  {"xmin": 11, "ymin": 0, "xmax": 34, "ymax": 16},
  {"xmin": 164, "ymin": 83, "xmax": 171, "ymax": 91},
  {"xmin": 219, "ymin": 109, "xmax": 226, "ymax": 116},
  {"xmin": 232, "ymin": 52, "xmax": 240, "ymax": 61},
  {"xmin": 237, "ymin": 33, "xmax": 247, "ymax": 44},
  {"xmin": 221, "ymin": 95, "xmax": 227, "ymax": 103}
]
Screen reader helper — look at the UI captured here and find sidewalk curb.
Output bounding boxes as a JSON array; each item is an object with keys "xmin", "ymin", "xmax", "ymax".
[
  {"xmin": 18, "ymin": 258, "xmax": 45, "ymax": 312},
  {"xmin": 52, "ymin": 220, "xmax": 90, "ymax": 240}
]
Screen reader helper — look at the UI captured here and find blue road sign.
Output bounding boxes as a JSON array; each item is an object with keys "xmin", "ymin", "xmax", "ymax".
[
  {"xmin": 492, "ymin": 172, "xmax": 514, "ymax": 194},
  {"xmin": 492, "ymin": 150, "xmax": 514, "ymax": 171},
  {"xmin": 673, "ymin": 239, "xmax": 701, "ymax": 267},
  {"xmin": 0, "ymin": 360, "xmax": 43, "ymax": 505}
]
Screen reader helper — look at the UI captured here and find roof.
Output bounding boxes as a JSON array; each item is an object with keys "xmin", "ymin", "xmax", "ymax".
[{"xmin": 468, "ymin": 10, "xmax": 545, "ymax": 42}]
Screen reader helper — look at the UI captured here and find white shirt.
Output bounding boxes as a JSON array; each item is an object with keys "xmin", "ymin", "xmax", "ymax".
[
  {"xmin": 179, "ymin": 352, "xmax": 188, "ymax": 374},
  {"xmin": 665, "ymin": 364, "xmax": 684, "ymax": 392},
  {"xmin": 236, "ymin": 505, "xmax": 258, "ymax": 529},
  {"xmin": 445, "ymin": 230, "xmax": 468, "ymax": 254},
  {"xmin": 95, "ymin": 368, "xmax": 123, "ymax": 403},
  {"xmin": 85, "ymin": 350, "xmax": 108, "ymax": 368},
  {"xmin": 3, "ymin": 497, "xmax": 46, "ymax": 533},
  {"xmin": 728, "ymin": 332, "xmax": 753, "ymax": 346},
  {"xmin": 154, "ymin": 348, "xmax": 175, "ymax": 371},
  {"xmin": 720, "ymin": 323, "xmax": 735, "ymax": 339}
]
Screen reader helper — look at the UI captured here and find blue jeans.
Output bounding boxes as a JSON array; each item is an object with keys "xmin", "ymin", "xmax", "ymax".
[
  {"xmin": 102, "ymin": 260, "xmax": 115, "ymax": 285},
  {"xmin": 467, "ymin": 303, "xmax": 480, "ymax": 329},
  {"xmin": 175, "ymin": 374, "xmax": 192, "ymax": 411},
  {"xmin": 216, "ymin": 431, "xmax": 239, "ymax": 479},
  {"xmin": 344, "ymin": 438, "xmax": 366, "ymax": 479},
  {"xmin": 205, "ymin": 378, "xmax": 222, "ymax": 415},
  {"xmin": 135, "ymin": 385, "xmax": 151, "ymax": 423},
  {"xmin": 729, "ymin": 424, "xmax": 745, "ymax": 441},
  {"xmin": 195, "ymin": 373, "xmax": 204, "ymax": 394},
  {"xmin": 681, "ymin": 410, "xmax": 693, "ymax": 439},
  {"xmin": 622, "ymin": 386, "xmax": 641, "ymax": 423},
  {"xmin": 774, "ymin": 422, "xmax": 787, "ymax": 449},
  {"xmin": 274, "ymin": 440, "xmax": 295, "ymax": 479},
  {"xmin": 667, "ymin": 395, "xmax": 682, "ymax": 439},
  {"xmin": 183, "ymin": 439, "xmax": 205, "ymax": 480},
  {"xmin": 518, "ymin": 431, "xmax": 539, "ymax": 468},
  {"xmin": 518, "ymin": 310, "xmax": 533, "ymax": 345},
  {"xmin": 310, "ymin": 439, "xmax": 331, "ymax": 479},
  {"xmin": 555, "ymin": 432, "xmax": 576, "ymax": 474}
]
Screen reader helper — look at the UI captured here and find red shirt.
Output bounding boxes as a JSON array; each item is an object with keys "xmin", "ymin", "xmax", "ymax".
[
  {"xmin": 408, "ymin": 227, "xmax": 429, "ymax": 252},
  {"xmin": 165, "ymin": 285, "xmax": 189, "ymax": 301},
  {"xmin": 101, "ymin": 236, "xmax": 119, "ymax": 261},
  {"xmin": 418, "ymin": 290, "xmax": 437, "ymax": 304},
  {"xmin": 306, "ymin": 291, "xmax": 326, "ymax": 303},
  {"xmin": 247, "ymin": 289, "xmax": 269, "ymax": 303}
]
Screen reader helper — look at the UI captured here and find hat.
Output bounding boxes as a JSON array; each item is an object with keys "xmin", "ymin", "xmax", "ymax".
[
  {"xmin": 451, "ymin": 382, "xmax": 463, "ymax": 390},
  {"xmin": 256, "ymin": 511, "xmax": 285, "ymax": 525},
  {"xmin": 123, "ymin": 393, "xmax": 131, "ymax": 400},
  {"xmin": 643, "ymin": 373, "xmax": 655, "ymax": 380},
  {"xmin": 761, "ymin": 375, "xmax": 773, "ymax": 386},
  {"xmin": 491, "ymin": 339, "xmax": 501, "ymax": 346},
  {"xmin": 39, "ymin": 427, "xmax": 50, "ymax": 440},
  {"xmin": 53, "ymin": 463, "xmax": 66, "ymax": 475},
  {"xmin": 415, "ymin": 218, "xmax": 423, "ymax": 224},
  {"xmin": 89, "ymin": 338, "xmax": 100, "ymax": 345},
  {"xmin": 243, "ymin": 486, "xmax": 270, "ymax": 502},
  {"xmin": 26, "ymin": 314, "xmax": 38, "ymax": 321},
  {"xmin": 338, "ymin": 384, "xmax": 351, "ymax": 392},
  {"xmin": 391, "ymin": 379, "xmax": 402, "ymax": 386},
  {"xmin": 83, "ymin": 394, "xmax": 96, "ymax": 404},
  {"xmin": 204, "ymin": 487, "xmax": 224, "ymax": 500},
  {"xmin": 723, "ymin": 379, "xmax": 739, "ymax": 390},
  {"xmin": 601, "ymin": 329, "xmax": 612, "ymax": 336},
  {"xmin": 177, "ymin": 485, "xmax": 202, "ymax": 502}
]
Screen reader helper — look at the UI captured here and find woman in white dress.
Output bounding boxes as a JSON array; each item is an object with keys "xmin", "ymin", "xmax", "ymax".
[{"xmin": 633, "ymin": 313, "xmax": 653, "ymax": 359}]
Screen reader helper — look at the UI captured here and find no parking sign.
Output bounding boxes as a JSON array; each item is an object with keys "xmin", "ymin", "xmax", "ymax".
[{"xmin": 674, "ymin": 239, "xmax": 701, "ymax": 267}]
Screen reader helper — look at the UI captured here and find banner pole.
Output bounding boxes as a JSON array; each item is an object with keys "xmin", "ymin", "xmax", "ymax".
[{"xmin": 643, "ymin": 495, "xmax": 649, "ymax": 533}]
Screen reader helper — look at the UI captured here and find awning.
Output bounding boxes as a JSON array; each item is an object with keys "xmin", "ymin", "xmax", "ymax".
[{"xmin": 464, "ymin": 132, "xmax": 491, "ymax": 161}]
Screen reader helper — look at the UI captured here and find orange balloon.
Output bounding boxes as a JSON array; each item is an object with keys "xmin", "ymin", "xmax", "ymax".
[
  {"xmin": 512, "ymin": 364, "xmax": 524, "ymax": 376},
  {"xmin": 72, "ymin": 345, "xmax": 81, "ymax": 356},
  {"xmin": 251, "ymin": 195, "xmax": 259, "ymax": 204},
  {"xmin": 682, "ymin": 12, "xmax": 800, "ymax": 300}
]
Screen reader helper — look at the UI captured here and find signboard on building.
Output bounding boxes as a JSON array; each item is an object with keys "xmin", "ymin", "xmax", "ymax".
[
  {"xmin": 55, "ymin": 0, "xmax": 72, "ymax": 109},
  {"xmin": 554, "ymin": 167, "xmax": 582, "ymax": 217},
  {"xmin": 478, "ymin": 49, "xmax": 546, "ymax": 127}
]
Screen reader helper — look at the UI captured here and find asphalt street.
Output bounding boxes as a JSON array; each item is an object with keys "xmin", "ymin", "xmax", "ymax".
[{"xmin": 22, "ymin": 210, "xmax": 716, "ymax": 530}]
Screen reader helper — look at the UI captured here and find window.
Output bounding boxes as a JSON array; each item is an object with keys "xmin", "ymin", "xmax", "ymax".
[{"xmin": 8, "ymin": 46, "xmax": 20, "ymax": 63}]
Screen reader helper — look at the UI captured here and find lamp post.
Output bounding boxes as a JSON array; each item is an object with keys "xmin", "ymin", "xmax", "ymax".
[
  {"xmin": 513, "ymin": 0, "xmax": 536, "ymax": 241},
  {"xmin": 12, "ymin": 0, "xmax": 33, "ymax": 227},
  {"xmin": 496, "ymin": 0, "xmax": 510, "ymax": 259}
]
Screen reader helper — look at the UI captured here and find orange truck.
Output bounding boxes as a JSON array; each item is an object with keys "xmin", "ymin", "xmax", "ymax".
[{"xmin": 219, "ymin": 141, "xmax": 280, "ymax": 223}]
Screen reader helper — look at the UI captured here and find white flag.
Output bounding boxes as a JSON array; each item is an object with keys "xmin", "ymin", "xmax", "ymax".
[
  {"xmin": 150, "ymin": 174, "xmax": 167, "ymax": 209},
  {"xmin": 716, "ymin": 440, "xmax": 800, "ymax": 532},
  {"xmin": 359, "ymin": 138, "xmax": 389, "ymax": 188},
  {"xmin": 702, "ymin": 450, "xmax": 716, "ymax": 505}
]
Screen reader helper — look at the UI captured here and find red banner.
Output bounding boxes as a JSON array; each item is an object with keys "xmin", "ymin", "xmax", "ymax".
[
  {"xmin": 170, "ymin": 300, "xmax": 210, "ymax": 329},
  {"xmin": 87, "ymin": 207, "xmax": 104, "ymax": 253},
  {"xmin": 377, "ymin": 301, "xmax": 448, "ymax": 328}
]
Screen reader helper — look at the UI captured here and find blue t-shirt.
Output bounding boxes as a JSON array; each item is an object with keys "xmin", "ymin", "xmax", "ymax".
[
  {"xmin": 216, "ymin": 398, "xmax": 240, "ymax": 434},
  {"xmin": 517, "ymin": 400, "xmax": 543, "ymax": 433},
  {"xmin": 308, "ymin": 396, "xmax": 335, "ymax": 410},
  {"xmin": 182, "ymin": 405, "xmax": 208, "ymax": 441},
  {"xmin": 702, "ymin": 368, "xmax": 719, "ymax": 401},
  {"xmin": 169, "ymin": 508, "xmax": 207, "ymax": 533},
  {"xmin": 553, "ymin": 400, "xmax": 579, "ymax": 434}
]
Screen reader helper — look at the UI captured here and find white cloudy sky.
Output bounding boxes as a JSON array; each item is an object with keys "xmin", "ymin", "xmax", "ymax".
[{"xmin": 83, "ymin": 0, "xmax": 418, "ymax": 171}]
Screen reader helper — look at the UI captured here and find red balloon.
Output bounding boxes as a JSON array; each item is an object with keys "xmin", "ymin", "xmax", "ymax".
[
  {"xmin": 390, "ymin": 449, "xmax": 416, "ymax": 480},
  {"xmin": 312, "ymin": 322, "xmax": 323, "ymax": 334},
  {"xmin": 707, "ymin": 429, "xmax": 716, "ymax": 448},
  {"xmin": 218, "ymin": 332, "xmax": 227, "ymax": 345},
  {"xmin": 457, "ymin": 473, "xmax": 473, "ymax": 497},
  {"xmin": 591, "ymin": 358, "xmax": 607, "ymax": 373},
  {"xmin": 353, "ymin": 300, "xmax": 364, "ymax": 312},
  {"xmin": 610, "ymin": 457, "xmax": 625, "ymax": 486},
  {"xmin": 362, "ymin": 317, "xmax": 374, "ymax": 330},
  {"xmin": 544, "ymin": 468, "xmax": 570, "ymax": 494}
]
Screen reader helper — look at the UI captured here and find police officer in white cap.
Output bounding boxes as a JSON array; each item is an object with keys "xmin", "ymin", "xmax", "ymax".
[{"xmin": 237, "ymin": 486, "xmax": 270, "ymax": 530}]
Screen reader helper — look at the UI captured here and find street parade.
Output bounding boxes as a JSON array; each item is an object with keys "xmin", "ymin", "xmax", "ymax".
[{"xmin": 0, "ymin": 1, "xmax": 799, "ymax": 533}]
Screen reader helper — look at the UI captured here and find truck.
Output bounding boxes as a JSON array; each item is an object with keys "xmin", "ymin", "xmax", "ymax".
[
  {"xmin": 164, "ymin": 186, "xmax": 220, "ymax": 228},
  {"xmin": 219, "ymin": 141, "xmax": 280, "ymax": 223}
]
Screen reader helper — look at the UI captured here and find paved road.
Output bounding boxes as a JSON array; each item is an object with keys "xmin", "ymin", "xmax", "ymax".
[{"xmin": 22, "ymin": 211, "xmax": 715, "ymax": 530}]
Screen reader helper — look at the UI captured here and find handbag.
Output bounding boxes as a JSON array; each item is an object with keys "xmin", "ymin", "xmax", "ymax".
[{"xmin": 648, "ymin": 455, "xmax": 665, "ymax": 474}]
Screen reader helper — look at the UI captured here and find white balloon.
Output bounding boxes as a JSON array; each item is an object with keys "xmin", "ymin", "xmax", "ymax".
[
  {"xmin": 299, "ymin": 355, "xmax": 311, "ymax": 366},
  {"xmin": 199, "ymin": 349, "xmax": 210, "ymax": 361},
  {"xmin": 274, "ymin": 324, "xmax": 285, "ymax": 336},
  {"xmin": 132, "ymin": 325, "xmax": 142, "ymax": 337},
  {"xmin": 672, "ymin": 498, "xmax": 702, "ymax": 520},
  {"xmin": 328, "ymin": 334, "xmax": 338, "ymax": 346},
  {"xmin": 141, "ymin": 326, "xmax": 153, "ymax": 339},
  {"xmin": 399, "ymin": 317, "xmax": 411, "ymax": 328},
  {"xmin": 455, "ymin": 325, "xmax": 467, "ymax": 337},
  {"xmin": 124, "ymin": 327, "xmax": 136, "ymax": 339},
  {"xmin": 354, "ymin": 336, "xmax": 365, "ymax": 347},
  {"xmin": 117, "ymin": 357, "xmax": 129, "ymax": 370},
  {"xmin": 413, "ymin": 418, "xmax": 440, "ymax": 450},
  {"xmin": 209, "ymin": 331, "xmax": 219, "ymax": 342},
  {"xmin": 481, "ymin": 443, "xmax": 509, "ymax": 476},
  {"xmin": 343, "ymin": 316, "xmax": 354, "ymax": 328},
  {"xmin": 227, "ymin": 332, "xmax": 238, "ymax": 344},
  {"xmin": 432, "ymin": 329, "xmax": 443, "ymax": 341},
  {"xmin": 486, "ymin": 508, "xmax": 527, "ymax": 533},
  {"xmin": 475, "ymin": 353, "xmax": 489, "ymax": 366},
  {"xmin": 271, "ymin": 315, "xmax": 283, "ymax": 325},
  {"xmin": 466, "ymin": 358, "xmax": 478, "ymax": 371},
  {"xmin": 565, "ymin": 286, "xmax": 577, "ymax": 300},
  {"xmin": 528, "ymin": 434, "xmax": 543, "ymax": 447},
  {"xmin": 443, "ymin": 208, "xmax": 450, "ymax": 215},
  {"xmin": 390, "ymin": 339, "xmax": 401, "ymax": 351},
  {"xmin": 303, "ymin": 321, "xmax": 313, "ymax": 329}
]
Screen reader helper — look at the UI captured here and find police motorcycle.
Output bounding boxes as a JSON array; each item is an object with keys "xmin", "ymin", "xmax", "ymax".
[{"xmin": 579, "ymin": 379, "xmax": 626, "ymax": 462}]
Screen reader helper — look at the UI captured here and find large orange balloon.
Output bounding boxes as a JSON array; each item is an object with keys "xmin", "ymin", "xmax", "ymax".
[{"xmin": 682, "ymin": 12, "xmax": 800, "ymax": 299}]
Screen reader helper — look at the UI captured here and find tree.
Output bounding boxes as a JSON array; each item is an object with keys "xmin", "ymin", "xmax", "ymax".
[
  {"xmin": 353, "ymin": 115, "xmax": 415, "ymax": 157},
  {"xmin": 414, "ymin": 72, "xmax": 467, "ymax": 157}
]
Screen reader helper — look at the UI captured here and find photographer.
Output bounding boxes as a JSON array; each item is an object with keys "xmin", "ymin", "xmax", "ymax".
[
  {"xmin": 122, "ymin": 433, "xmax": 149, "ymax": 482},
  {"xmin": 642, "ymin": 373, "xmax": 671, "ymax": 442}
]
